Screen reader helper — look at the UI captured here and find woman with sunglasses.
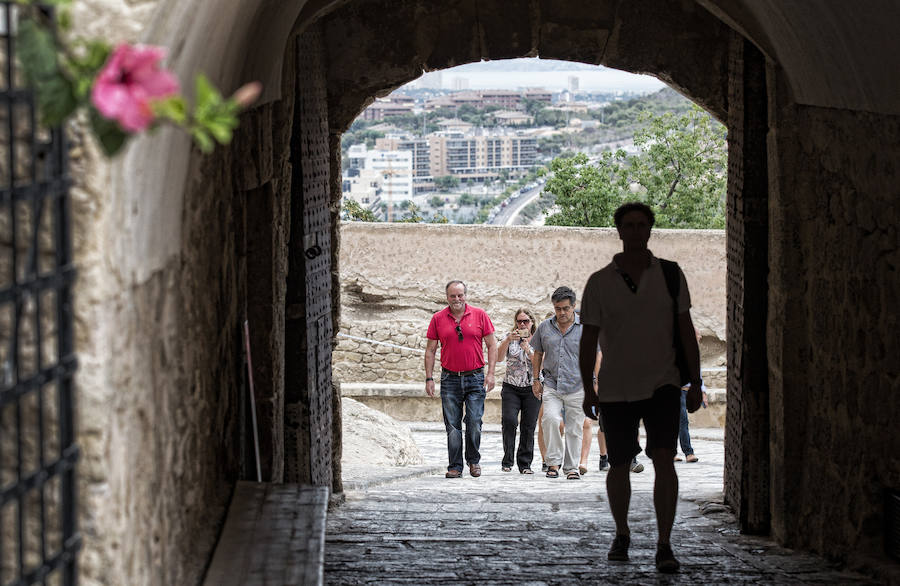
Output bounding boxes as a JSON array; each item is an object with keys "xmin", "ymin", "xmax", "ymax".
[{"xmin": 496, "ymin": 308, "xmax": 540, "ymax": 474}]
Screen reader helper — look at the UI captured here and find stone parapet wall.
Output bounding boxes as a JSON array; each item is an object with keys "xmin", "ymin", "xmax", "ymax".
[
  {"xmin": 335, "ymin": 223, "xmax": 727, "ymax": 385},
  {"xmin": 340, "ymin": 382, "xmax": 727, "ymax": 428}
]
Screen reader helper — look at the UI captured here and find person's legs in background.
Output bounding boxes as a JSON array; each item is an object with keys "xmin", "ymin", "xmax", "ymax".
[
  {"xmin": 540, "ymin": 388, "xmax": 565, "ymax": 476},
  {"xmin": 537, "ymin": 404, "xmax": 565, "ymax": 471},
  {"xmin": 461, "ymin": 373, "xmax": 486, "ymax": 473},
  {"xmin": 500, "ymin": 383, "xmax": 521, "ymax": 471},
  {"xmin": 517, "ymin": 385, "xmax": 542, "ymax": 472},
  {"xmin": 579, "ymin": 418, "xmax": 592, "ymax": 474},
  {"xmin": 561, "ymin": 390, "xmax": 585, "ymax": 476},
  {"xmin": 439, "ymin": 374, "xmax": 465, "ymax": 476},
  {"xmin": 537, "ymin": 405, "xmax": 547, "ymax": 471},
  {"xmin": 676, "ymin": 388, "xmax": 698, "ymax": 463},
  {"xmin": 597, "ymin": 417, "xmax": 609, "ymax": 471}
]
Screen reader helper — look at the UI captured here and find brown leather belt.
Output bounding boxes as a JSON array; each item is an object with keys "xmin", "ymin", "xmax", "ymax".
[{"xmin": 442, "ymin": 367, "xmax": 484, "ymax": 377}]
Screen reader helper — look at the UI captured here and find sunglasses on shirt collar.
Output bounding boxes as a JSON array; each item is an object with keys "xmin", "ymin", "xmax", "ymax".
[{"xmin": 455, "ymin": 324, "xmax": 463, "ymax": 341}]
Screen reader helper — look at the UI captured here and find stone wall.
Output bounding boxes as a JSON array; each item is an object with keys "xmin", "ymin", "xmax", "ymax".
[
  {"xmin": 334, "ymin": 223, "xmax": 727, "ymax": 386},
  {"xmin": 768, "ymin": 101, "xmax": 900, "ymax": 560},
  {"xmin": 63, "ymin": 5, "xmax": 297, "ymax": 585}
]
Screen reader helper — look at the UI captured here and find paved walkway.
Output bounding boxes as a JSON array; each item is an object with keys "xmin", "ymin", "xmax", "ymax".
[{"xmin": 326, "ymin": 424, "xmax": 880, "ymax": 584}]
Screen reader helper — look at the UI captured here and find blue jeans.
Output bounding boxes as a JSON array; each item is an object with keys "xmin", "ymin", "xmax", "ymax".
[
  {"xmin": 678, "ymin": 389, "xmax": 694, "ymax": 456},
  {"xmin": 440, "ymin": 371, "xmax": 486, "ymax": 472}
]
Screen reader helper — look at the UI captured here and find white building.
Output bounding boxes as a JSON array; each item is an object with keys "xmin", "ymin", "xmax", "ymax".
[{"xmin": 342, "ymin": 145, "xmax": 413, "ymax": 210}]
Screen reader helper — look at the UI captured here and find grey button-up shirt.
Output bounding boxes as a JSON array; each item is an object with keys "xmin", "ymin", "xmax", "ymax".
[{"xmin": 530, "ymin": 314, "xmax": 583, "ymax": 394}]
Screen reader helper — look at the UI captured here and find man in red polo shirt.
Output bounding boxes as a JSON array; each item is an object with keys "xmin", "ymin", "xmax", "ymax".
[{"xmin": 425, "ymin": 280, "xmax": 497, "ymax": 478}]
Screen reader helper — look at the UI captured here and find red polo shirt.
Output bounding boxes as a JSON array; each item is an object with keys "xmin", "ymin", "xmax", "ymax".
[{"xmin": 426, "ymin": 304, "xmax": 495, "ymax": 372}]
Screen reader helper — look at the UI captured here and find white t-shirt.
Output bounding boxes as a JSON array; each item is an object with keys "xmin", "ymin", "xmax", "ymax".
[{"xmin": 580, "ymin": 255, "xmax": 691, "ymax": 402}]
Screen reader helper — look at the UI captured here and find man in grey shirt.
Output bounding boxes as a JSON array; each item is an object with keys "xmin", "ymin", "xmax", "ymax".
[{"xmin": 530, "ymin": 286, "xmax": 585, "ymax": 480}]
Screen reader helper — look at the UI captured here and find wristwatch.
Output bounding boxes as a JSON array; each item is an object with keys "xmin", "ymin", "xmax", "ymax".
[{"xmin": 425, "ymin": 377, "xmax": 434, "ymax": 382}]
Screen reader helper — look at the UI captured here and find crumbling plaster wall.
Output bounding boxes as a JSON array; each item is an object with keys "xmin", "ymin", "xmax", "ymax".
[
  {"xmin": 335, "ymin": 224, "xmax": 726, "ymax": 385},
  {"xmin": 767, "ymin": 97, "xmax": 900, "ymax": 560}
]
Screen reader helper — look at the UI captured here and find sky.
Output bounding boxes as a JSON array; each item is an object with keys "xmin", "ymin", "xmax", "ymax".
[{"xmin": 408, "ymin": 58, "xmax": 667, "ymax": 93}]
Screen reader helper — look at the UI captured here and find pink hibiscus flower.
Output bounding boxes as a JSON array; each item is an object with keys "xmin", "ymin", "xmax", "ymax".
[{"xmin": 91, "ymin": 44, "xmax": 180, "ymax": 132}]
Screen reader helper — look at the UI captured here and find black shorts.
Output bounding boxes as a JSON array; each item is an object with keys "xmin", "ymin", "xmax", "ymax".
[{"xmin": 599, "ymin": 385, "xmax": 680, "ymax": 467}]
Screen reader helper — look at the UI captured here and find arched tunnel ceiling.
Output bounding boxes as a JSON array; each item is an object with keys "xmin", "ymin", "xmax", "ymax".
[
  {"xmin": 229, "ymin": 1, "xmax": 898, "ymax": 116},
  {"xmin": 320, "ymin": 0, "xmax": 733, "ymax": 131},
  {"xmin": 698, "ymin": 0, "xmax": 900, "ymax": 115}
]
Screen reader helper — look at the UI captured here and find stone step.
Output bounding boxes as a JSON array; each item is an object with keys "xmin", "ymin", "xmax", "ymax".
[{"xmin": 203, "ymin": 482, "xmax": 329, "ymax": 586}]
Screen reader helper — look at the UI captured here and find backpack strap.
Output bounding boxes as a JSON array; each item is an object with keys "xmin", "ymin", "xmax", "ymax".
[
  {"xmin": 660, "ymin": 259, "xmax": 693, "ymax": 386},
  {"xmin": 659, "ymin": 258, "xmax": 680, "ymax": 308}
]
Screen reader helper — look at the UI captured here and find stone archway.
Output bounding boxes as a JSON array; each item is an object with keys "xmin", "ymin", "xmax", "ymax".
[
  {"xmin": 64, "ymin": 1, "xmax": 899, "ymax": 581},
  {"xmin": 283, "ymin": 0, "xmax": 770, "ymax": 533}
]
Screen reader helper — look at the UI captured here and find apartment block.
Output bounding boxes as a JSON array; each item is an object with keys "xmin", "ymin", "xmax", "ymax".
[{"xmin": 428, "ymin": 131, "xmax": 537, "ymax": 181}]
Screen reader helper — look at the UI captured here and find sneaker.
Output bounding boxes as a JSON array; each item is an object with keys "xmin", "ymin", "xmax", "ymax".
[
  {"xmin": 607, "ymin": 534, "xmax": 630, "ymax": 561},
  {"xmin": 655, "ymin": 543, "xmax": 681, "ymax": 573},
  {"xmin": 541, "ymin": 461, "xmax": 549, "ymax": 472},
  {"xmin": 598, "ymin": 455, "xmax": 609, "ymax": 471},
  {"xmin": 630, "ymin": 458, "xmax": 644, "ymax": 473}
]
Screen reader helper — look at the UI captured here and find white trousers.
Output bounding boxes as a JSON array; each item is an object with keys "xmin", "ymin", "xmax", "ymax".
[{"xmin": 541, "ymin": 387, "xmax": 585, "ymax": 474}]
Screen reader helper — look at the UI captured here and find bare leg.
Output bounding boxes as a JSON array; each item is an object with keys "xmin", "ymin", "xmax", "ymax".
[
  {"xmin": 606, "ymin": 462, "xmax": 632, "ymax": 536},
  {"xmin": 596, "ymin": 428, "xmax": 607, "ymax": 456},
  {"xmin": 650, "ymin": 447, "xmax": 678, "ymax": 544},
  {"xmin": 579, "ymin": 419, "xmax": 592, "ymax": 467}
]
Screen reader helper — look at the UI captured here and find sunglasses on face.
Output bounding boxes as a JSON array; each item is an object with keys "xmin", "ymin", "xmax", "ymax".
[
  {"xmin": 516, "ymin": 319, "xmax": 531, "ymax": 324},
  {"xmin": 455, "ymin": 324, "xmax": 463, "ymax": 341}
]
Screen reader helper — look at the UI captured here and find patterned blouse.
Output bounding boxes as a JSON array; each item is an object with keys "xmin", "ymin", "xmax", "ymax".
[{"xmin": 504, "ymin": 338, "xmax": 533, "ymax": 387}]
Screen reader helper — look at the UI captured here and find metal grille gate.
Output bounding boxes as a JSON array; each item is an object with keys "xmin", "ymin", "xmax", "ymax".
[{"xmin": 0, "ymin": 3, "xmax": 80, "ymax": 585}]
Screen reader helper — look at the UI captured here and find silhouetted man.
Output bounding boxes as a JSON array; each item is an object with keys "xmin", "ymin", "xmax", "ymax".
[
  {"xmin": 578, "ymin": 202, "xmax": 702, "ymax": 573},
  {"xmin": 425, "ymin": 280, "xmax": 497, "ymax": 478}
]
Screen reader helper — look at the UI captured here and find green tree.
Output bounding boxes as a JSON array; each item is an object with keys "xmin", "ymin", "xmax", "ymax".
[
  {"xmin": 433, "ymin": 175, "xmax": 460, "ymax": 192},
  {"xmin": 458, "ymin": 193, "xmax": 475, "ymax": 206},
  {"xmin": 535, "ymin": 108, "xmax": 567, "ymax": 128},
  {"xmin": 429, "ymin": 195, "xmax": 445, "ymax": 208},
  {"xmin": 340, "ymin": 129, "xmax": 384, "ymax": 154},
  {"xmin": 431, "ymin": 212, "xmax": 449, "ymax": 224},
  {"xmin": 342, "ymin": 199, "xmax": 379, "ymax": 222},
  {"xmin": 543, "ymin": 151, "xmax": 628, "ymax": 227},
  {"xmin": 542, "ymin": 106, "xmax": 726, "ymax": 229},
  {"xmin": 628, "ymin": 106, "xmax": 726, "ymax": 228},
  {"xmin": 397, "ymin": 203, "xmax": 424, "ymax": 223}
]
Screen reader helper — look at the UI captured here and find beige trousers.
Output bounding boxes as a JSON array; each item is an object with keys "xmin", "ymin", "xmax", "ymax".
[{"xmin": 541, "ymin": 386, "xmax": 585, "ymax": 474}]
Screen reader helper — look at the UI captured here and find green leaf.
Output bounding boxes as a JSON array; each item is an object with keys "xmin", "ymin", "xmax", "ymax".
[
  {"xmin": 190, "ymin": 127, "xmax": 215, "ymax": 153},
  {"xmin": 17, "ymin": 17, "xmax": 80, "ymax": 126},
  {"xmin": 88, "ymin": 107, "xmax": 129, "ymax": 156},
  {"xmin": 18, "ymin": 19, "xmax": 59, "ymax": 80},
  {"xmin": 204, "ymin": 120, "xmax": 234, "ymax": 144},
  {"xmin": 194, "ymin": 73, "xmax": 222, "ymax": 110},
  {"xmin": 152, "ymin": 96, "xmax": 188, "ymax": 124},
  {"xmin": 37, "ymin": 76, "xmax": 78, "ymax": 126}
]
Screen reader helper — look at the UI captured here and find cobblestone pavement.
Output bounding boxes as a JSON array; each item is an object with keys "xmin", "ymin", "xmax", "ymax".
[{"xmin": 326, "ymin": 424, "xmax": 880, "ymax": 585}]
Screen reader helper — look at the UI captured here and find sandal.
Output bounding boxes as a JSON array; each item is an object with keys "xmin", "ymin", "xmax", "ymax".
[
  {"xmin": 502, "ymin": 466, "xmax": 512, "ymax": 472},
  {"xmin": 686, "ymin": 454, "xmax": 699, "ymax": 463},
  {"xmin": 546, "ymin": 467, "xmax": 559, "ymax": 478},
  {"xmin": 520, "ymin": 468, "xmax": 534, "ymax": 474},
  {"xmin": 566, "ymin": 471, "xmax": 581, "ymax": 480},
  {"xmin": 578, "ymin": 465, "xmax": 588, "ymax": 475}
]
